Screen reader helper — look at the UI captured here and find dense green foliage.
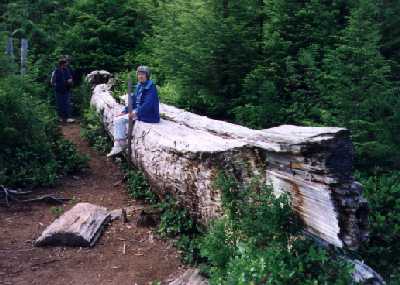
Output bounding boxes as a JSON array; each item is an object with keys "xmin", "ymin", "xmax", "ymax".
[
  {"xmin": 3, "ymin": 0, "xmax": 398, "ymax": 172},
  {"xmin": 80, "ymin": 107, "xmax": 112, "ymax": 153},
  {"xmin": 2, "ymin": 0, "xmax": 400, "ymax": 282},
  {"xmin": 59, "ymin": 0, "xmax": 152, "ymax": 72},
  {"xmin": 199, "ymin": 173, "xmax": 353, "ymax": 284},
  {"xmin": 0, "ymin": 44, "xmax": 87, "ymax": 188},
  {"xmin": 126, "ymin": 168, "xmax": 158, "ymax": 204},
  {"xmin": 139, "ymin": 0, "xmax": 400, "ymax": 172},
  {"xmin": 118, "ymin": 158, "xmax": 355, "ymax": 282},
  {"xmin": 358, "ymin": 172, "xmax": 400, "ymax": 282}
]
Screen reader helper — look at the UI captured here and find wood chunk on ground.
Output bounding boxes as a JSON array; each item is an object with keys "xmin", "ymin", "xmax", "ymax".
[{"xmin": 35, "ymin": 202, "xmax": 110, "ymax": 247}]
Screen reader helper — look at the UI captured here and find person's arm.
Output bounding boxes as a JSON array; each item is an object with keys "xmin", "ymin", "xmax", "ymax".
[{"xmin": 137, "ymin": 85, "xmax": 157, "ymax": 120}]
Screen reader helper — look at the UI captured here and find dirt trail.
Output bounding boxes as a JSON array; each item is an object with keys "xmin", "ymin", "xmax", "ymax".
[{"xmin": 0, "ymin": 123, "xmax": 183, "ymax": 285}]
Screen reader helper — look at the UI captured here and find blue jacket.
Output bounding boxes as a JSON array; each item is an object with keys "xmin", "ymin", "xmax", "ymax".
[
  {"xmin": 123, "ymin": 80, "xmax": 160, "ymax": 123},
  {"xmin": 53, "ymin": 67, "xmax": 72, "ymax": 93}
]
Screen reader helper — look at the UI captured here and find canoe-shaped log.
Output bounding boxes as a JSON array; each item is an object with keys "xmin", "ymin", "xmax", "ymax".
[{"xmin": 89, "ymin": 78, "xmax": 368, "ymax": 250}]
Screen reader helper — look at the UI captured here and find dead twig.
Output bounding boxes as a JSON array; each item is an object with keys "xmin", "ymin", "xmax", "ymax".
[
  {"xmin": 0, "ymin": 185, "xmax": 69, "ymax": 206},
  {"xmin": 31, "ymin": 259, "xmax": 60, "ymax": 267},
  {"xmin": 20, "ymin": 195, "xmax": 70, "ymax": 205},
  {"xmin": 0, "ymin": 185, "xmax": 31, "ymax": 207}
]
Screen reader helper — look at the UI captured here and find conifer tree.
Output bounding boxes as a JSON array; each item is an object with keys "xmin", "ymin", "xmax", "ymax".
[
  {"xmin": 321, "ymin": 0, "xmax": 399, "ymax": 170},
  {"xmin": 233, "ymin": 0, "xmax": 351, "ymax": 128},
  {"xmin": 141, "ymin": 0, "xmax": 263, "ymax": 118}
]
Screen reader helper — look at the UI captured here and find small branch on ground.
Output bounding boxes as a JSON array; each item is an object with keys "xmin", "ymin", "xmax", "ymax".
[{"xmin": 0, "ymin": 185, "xmax": 70, "ymax": 207}]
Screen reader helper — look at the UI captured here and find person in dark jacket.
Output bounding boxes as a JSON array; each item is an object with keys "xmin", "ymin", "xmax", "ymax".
[
  {"xmin": 52, "ymin": 57, "xmax": 74, "ymax": 123},
  {"xmin": 107, "ymin": 65, "xmax": 160, "ymax": 157}
]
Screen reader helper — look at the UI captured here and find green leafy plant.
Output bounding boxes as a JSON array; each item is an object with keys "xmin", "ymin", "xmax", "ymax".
[
  {"xmin": 200, "ymin": 172, "xmax": 353, "ymax": 284},
  {"xmin": 158, "ymin": 81, "xmax": 180, "ymax": 105},
  {"xmin": 359, "ymin": 171, "xmax": 400, "ymax": 284},
  {"xmin": 80, "ymin": 107, "xmax": 112, "ymax": 153},
  {"xmin": 126, "ymin": 168, "xmax": 158, "ymax": 205},
  {"xmin": 157, "ymin": 196, "xmax": 197, "ymax": 238},
  {"xmin": 156, "ymin": 196, "xmax": 204, "ymax": 265},
  {"xmin": 50, "ymin": 206, "xmax": 64, "ymax": 217},
  {"xmin": 0, "ymin": 53, "xmax": 87, "ymax": 188},
  {"xmin": 53, "ymin": 138, "xmax": 89, "ymax": 174},
  {"xmin": 71, "ymin": 78, "xmax": 91, "ymax": 117}
]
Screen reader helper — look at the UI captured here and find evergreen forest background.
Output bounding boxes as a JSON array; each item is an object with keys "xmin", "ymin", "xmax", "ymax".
[{"xmin": 1, "ymin": 0, "xmax": 400, "ymax": 283}]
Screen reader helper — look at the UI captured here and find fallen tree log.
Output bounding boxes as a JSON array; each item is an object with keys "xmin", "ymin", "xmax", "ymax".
[{"xmin": 88, "ymin": 74, "xmax": 368, "ymax": 250}]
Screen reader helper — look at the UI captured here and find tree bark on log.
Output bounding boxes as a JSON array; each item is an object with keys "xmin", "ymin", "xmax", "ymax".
[{"xmin": 89, "ymin": 77, "xmax": 368, "ymax": 250}]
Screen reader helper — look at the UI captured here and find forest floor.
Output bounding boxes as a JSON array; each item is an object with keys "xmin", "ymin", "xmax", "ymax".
[{"xmin": 0, "ymin": 123, "xmax": 185, "ymax": 285}]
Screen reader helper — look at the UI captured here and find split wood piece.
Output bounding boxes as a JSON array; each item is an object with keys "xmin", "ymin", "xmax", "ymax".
[{"xmin": 35, "ymin": 203, "xmax": 110, "ymax": 247}]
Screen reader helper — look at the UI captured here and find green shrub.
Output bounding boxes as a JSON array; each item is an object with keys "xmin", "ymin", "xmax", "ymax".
[
  {"xmin": 0, "ymin": 73, "xmax": 87, "ymax": 188},
  {"xmin": 359, "ymin": 172, "xmax": 400, "ymax": 284},
  {"xmin": 50, "ymin": 206, "xmax": 64, "ymax": 217},
  {"xmin": 157, "ymin": 196, "xmax": 197, "ymax": 238},
  {"xmin": 158, "ymin": 81, "xmax": 180, "ymax": 105},
  {"xmin": 111, "ymin": 71, "xmax": 133, "ymax": 103},
  {"xmin": 71, "ymin": 78, "xmax": 91, "ymax": 117},
  {"xmin": 126, "ymin": 168, "xmax": 158, "ymax": 204},
  {"xmin": 200, "ymin": 173, "xmax": 353, "ymax": 284},
  {"xmin": 157, "ymin": 196, "xmax": 204, "ymax": 265},
  {"xmin": 53, "ymin": 138, "xmax": 89, "ymax": 174},
  {"xmin": 80, "ymin": 107, "xmax": 112, "ymax": 153},
  {"xmin": 175, "ymin": 234, "xmax": 204, "ymax": 265}
]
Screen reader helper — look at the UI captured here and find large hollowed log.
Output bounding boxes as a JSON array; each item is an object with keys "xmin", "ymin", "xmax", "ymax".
[{"xmin": 90, "ymin": 82, "xmax": 368, "ymax": 250}]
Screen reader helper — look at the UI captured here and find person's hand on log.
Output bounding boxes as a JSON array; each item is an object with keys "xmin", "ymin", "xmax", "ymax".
[
  {"xmin": 129, "ymin": 111, "xmax": 137, "ymax": 119},
  {"xmin": 116, "ymin": 111, "xmax": 136, "ymax": 118}
]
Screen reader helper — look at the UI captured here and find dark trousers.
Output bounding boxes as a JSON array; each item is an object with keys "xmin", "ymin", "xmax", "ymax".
[{"xmin": 55, "ymin": 91, "xmax": 70, "ymax": 120}]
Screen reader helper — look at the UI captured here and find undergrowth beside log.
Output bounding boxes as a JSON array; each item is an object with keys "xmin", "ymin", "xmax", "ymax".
[{"xmin": 80, "ymin": 100, "xmax": 360, "ymax": 284}]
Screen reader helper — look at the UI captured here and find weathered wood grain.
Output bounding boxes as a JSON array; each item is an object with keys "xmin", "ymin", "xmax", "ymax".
[
  {"xmin": 89, "ymin": 79, "xmax": 368, "ymax": 250},
  {"xmin": 35, "ymin": 203, "xmax": 110, "ymax": 247}
]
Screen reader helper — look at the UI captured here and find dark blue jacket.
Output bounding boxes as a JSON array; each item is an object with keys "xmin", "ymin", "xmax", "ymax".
[
  {"xmin": 123, "ymin": 80, "xmax": 160, "ymax": 123},
  {"xmin": 53, "ymin": 67, "xmax": 72, "ymax": 93}
]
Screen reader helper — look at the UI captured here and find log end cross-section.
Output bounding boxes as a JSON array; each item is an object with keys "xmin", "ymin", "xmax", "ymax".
[{"xmin": 261, "ymin": 125, "xmax": 369, "ymax": 249}]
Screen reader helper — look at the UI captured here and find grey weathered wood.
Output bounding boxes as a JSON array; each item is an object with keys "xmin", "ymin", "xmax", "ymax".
[
  {"xmin": 35, "ymin": 203, "xmax": 110, "ymax": 247},
  {"xmin": 89, "ymin": 75, "xmax": 368, "ymax": 250},
  {"xmin": 169, "ymin": 269, "xmax": 209, "ymax": 285},
  {"xmin": 127, "ymin": 73, "xmax": 134, "ymax": 166},
  {"xmin": 349, "ymin": 259, "xmax": 386, "ymax": 284},
  {"xmin": 86, "ymin": 70, "xmax": 113, "ymax": 87}
]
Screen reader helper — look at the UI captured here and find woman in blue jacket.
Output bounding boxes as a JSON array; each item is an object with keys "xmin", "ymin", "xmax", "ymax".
[{"xmin": 107, "ymin": 66, "xmax": 160, "ymax": 157}]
